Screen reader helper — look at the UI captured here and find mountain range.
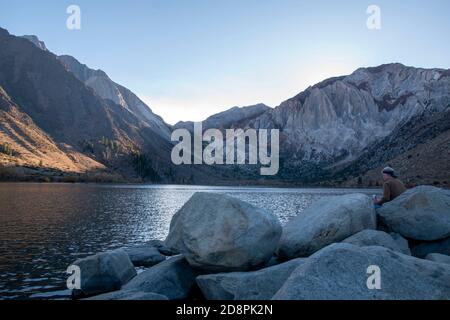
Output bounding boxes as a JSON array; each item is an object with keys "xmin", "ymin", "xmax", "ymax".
[{"xmin": 0, "ymin": 27, "xmax": 449, "ymax": 186}]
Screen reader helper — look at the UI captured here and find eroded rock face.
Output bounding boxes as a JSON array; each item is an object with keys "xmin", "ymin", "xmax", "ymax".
[
  {"xmin": 273, "ymin": 243, "xmax": 450, "ymax": 300},
  {"xmin": 123, "ymin": 255, "xmax": 199, "ymax": 300},
  {"xmin": 247, "ymin": 64, "xmax": 450, "ymax": 166},
  {"xmin": 377, "ymin": 186, "xmax": 450, "ymax": 241},
  {"xmin": 342, "ymin": 230, "xmax": 410, "ymax": 255},
  {"xmin": 277, "ymin": 194, "xmax": 376, "ymax": 259},
  {"xmin": 165, "ymin": 192, "xmax": 282, "ymax": 272},
  {"xmin": 196, "ymin": 258, "xmax": 306, "ymax": 300},
  {"xmin": 72, "ymin": 249, "xmax": 136, "ymax": 297}
]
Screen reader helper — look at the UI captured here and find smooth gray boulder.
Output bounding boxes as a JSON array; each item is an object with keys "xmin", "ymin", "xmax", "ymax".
[
  {"xmin": 342, "ymin": 230, "xmax": 410, "ymax": 255},
  {"xmin": 165, "ymin": 192, "xmax": 282, "ymax": 272},
  {"xmin": 196, "ymin": 258, "xmax": 306, "ymax": 300},
  {"xmin": 425, "ymin": 253, "xmax": 450, "ymax": 265},
  {"xmin": 123, "ymin": 255, "xmax": 199, "ymax": 300},
  {"xmin": 273, "ymin": 243, "xmax": 450, "ymax": 300},
  {"xmin": 277, "ymin": 194, "xmax": 376, "ymax": 258},
  {"xmin": 411, "ymin": 236, "xmax": 450, "ymax": 258},
  {"xmin": 377, "ymin": 186, "xmax": 450, "ymax": 241},
  {"xmin": 72, "ymin": 249, "xmax": 136, "ymax": 297},
  {"xmin": 123, "ymin": 245, "xmax": 166, "ymax": 267},
  {"xmin": 85, "ymin": 290, "xmax": 168, "ymax": 300}
]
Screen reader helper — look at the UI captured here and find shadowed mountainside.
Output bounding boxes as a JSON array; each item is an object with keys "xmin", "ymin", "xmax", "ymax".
[{"xmin": 0, "ymin": 27, "xmax": 212, "ymax": 183}]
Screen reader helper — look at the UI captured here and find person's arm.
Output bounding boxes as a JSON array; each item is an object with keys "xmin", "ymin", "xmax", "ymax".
[{"xmin": 377, "ymin": 182, "xmax": 391, "ymax": 205}]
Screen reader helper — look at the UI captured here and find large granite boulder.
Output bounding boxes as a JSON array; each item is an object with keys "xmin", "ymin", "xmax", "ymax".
[
  {"xmin": 123, "ymin": 245, "xmax": 166, "ymax": 267},
  {"xmin": 71, "ymin": 249, "xmax": 136, "ymax": 297},
  {"xmin": 196, "ymin": 258, "xmax": 306, "ymax": 300},
  {"xmin": 165, "ymin": 192, "xmax": 282, "ymax": 272},
  {"xmin": 377, "ymin": 186, "xmax": 450, "ymax": 241},
  {"xmin": 273, "ymin": 243, "xmax": 450, "ymax": 300},
  {"xmin": 425, "ymin": 253, "xmax": 450, "ymax": 265},
  {"xmin": 123, "ymin": 255, "xmax": 199, "ymax": 300},
  {"xmin": 342, "ymin": 230, "xmax": 410, "ymax": 255},
  {"xmin": 85, "ymin": 290, "xmax": 168, "ymax": 300},
  {"xmin": 410, "ymin": 236, "xmax": 450, "ymax": 258},
  {"xmin": 277, "ymin": 194, "xmax": 376, "ymax": 258}
]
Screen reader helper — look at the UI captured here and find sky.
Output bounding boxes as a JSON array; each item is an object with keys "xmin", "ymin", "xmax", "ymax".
[{"xmin": 1, "ymin": 0, "xmax": 450, "ymax": 124}]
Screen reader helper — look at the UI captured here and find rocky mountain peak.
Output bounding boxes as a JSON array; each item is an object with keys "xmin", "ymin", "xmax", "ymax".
[
  {"xmin": 58, "ymin": 55, "xmax": 109, "ymax": 82},
  {"xmin": 21, "ymin": 35, "xmax": 48, "ymax": 51},
  {"xmin": 174, "ymin": 103, "xmax": 271, "ymax": 132},
  {"xmin": 56, "ymin": 54, "xmax": 171, "ymax": 138},
  {"xmin": 0, "ymin": 27, "xmax": 9, "ymax": 38}
]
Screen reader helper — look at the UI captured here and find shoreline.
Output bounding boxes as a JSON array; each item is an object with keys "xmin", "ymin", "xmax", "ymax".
[
  {"xmin": 0, "ymin": 180, "xmax": 385, "ymax": 190},
  {"xmin": 1, "ymin": 179, "xmax": 448, "ymax": 191}
]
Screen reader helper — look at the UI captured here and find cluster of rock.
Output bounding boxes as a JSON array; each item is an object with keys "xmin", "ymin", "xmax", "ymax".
[{"xmin": 70, "ymin": 186, "xmax": 450, "ymax": 300}]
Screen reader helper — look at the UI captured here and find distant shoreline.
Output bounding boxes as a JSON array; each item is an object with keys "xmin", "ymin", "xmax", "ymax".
[
  {"xmin": 0, "ymin": 179, "xmax": 435, "ymax": 191},
  {"xmin": 1, "ymin": 165, "xmax": 447, "ymax": 189}
]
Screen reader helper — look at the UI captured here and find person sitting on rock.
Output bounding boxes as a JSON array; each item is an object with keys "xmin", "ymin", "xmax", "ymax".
[{"xmin": 373, "ymin": 166, "xmax": 407, "ymax": 209}]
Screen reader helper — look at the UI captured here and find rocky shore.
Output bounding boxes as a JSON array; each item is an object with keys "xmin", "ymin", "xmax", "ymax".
[{"xmin": 69, "ymin": 186, "xmax": 450, "ymax": 300}]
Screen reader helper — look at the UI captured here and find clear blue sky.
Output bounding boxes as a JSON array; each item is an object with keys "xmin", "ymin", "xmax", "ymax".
[{"xmin": 1, "ymin": 0, "xmax": 450, "ymax": 124}]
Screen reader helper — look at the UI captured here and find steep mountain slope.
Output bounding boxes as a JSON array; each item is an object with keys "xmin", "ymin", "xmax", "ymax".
[
  {"xmin": 1, "ymin": 28, "xmax": 123, "ymax": 147},
  {"xmin": 21, "ymin": 35, "xmax": 48, "ymax": 51},
  {"xmin": 21, "ymin": 34, "xmax": 171, "ymax": 140},
  {"xmin": 0, "ymin": 85, "xmax": 105, "ymax": 173},
  {"xmin": 57, "ymin": 54, "xmax": 171, "ymax": 139},
  {"xmin": 347, "ymin": 129, "xmax": 450, "ymax": 188},
  {"xmin": 0, "ymin": 27, "xmax": 180, "ymax": 181},
  {"xmin": 337, "ymin": 105, "xmax": 450, "ymax": 187}
]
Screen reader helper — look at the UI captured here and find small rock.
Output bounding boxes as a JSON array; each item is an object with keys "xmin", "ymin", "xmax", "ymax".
[
  {"xmin": 425, "ymin": 253, "xmax": 450, "ymax": 265},
  {"xmin": 277, "ymin": 194, "xmax": 376, "ymax": 259},
  {"xmin": 377, "ymin": 186, "xmax": 450, "ymax": 241},
  {"xmin": 196, "ymin": 258, "xmax": 306, "ymax": 300},
  {"xmin": 165, "ymin": 192, "xmax": 282, "ymax": 272},
  {"xmin": 342, "ymin": 230, "xmax": 410, "ymax": 255},
  {"xmin": 84, "ymin": 290, "xmax": 168, "ymax": 300},
  {"xmin": 145, "ymin": 239, "xmax": 178, "ymax": 256},
  {"xmin": 123, "ymin": 255, "xmax": 199, "ymax": 300},
  {"xmin": 72, "ymin": 249, "xmax": 136, "ymax": 297},
  {"xmin": 123, "ymin": 245, "xmax": 166, "ymax": 267},
  {"xmin": 273, "ymin": 243, "xmax": 450, "ymax": 300},
  {"xmin": 410, "ymin": 236, "xmax": 450, "ymax": 258}
]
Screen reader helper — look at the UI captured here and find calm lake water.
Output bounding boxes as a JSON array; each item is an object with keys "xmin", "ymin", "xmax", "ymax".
[{"xmin": 0, "ymin": 183, "xmax": 378, "ymax": 300}]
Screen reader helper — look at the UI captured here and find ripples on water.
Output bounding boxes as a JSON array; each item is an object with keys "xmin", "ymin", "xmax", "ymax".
[{"xmin": 0, "ymin": 183, "xmax": 377, "ymax": 300}]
